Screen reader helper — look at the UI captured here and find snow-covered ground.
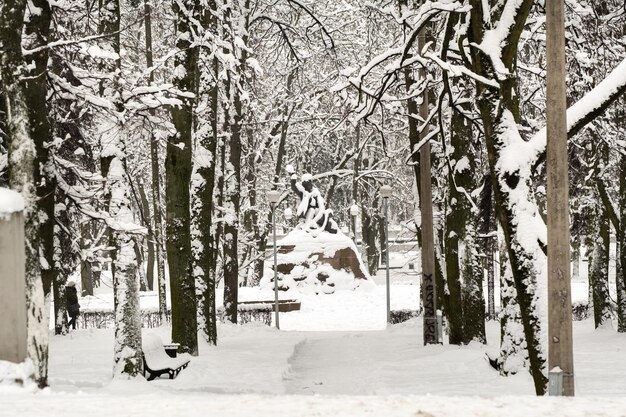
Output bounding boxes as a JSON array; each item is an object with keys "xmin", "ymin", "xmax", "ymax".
[{"xmin": 2, "ymin": 260, "xmax": 625, "ymax": 416}]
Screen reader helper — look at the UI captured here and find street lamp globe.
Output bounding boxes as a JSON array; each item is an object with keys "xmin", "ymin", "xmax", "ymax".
[
  {"xmin": 380, "ymin": 184, "xmax": 393, "ymax": 199},
  {"xmin": 267, "ymin": 189, "xmax": 281, "ymax": 204},
  {"xmin": 284, "ymin": 207, "xmax": 293, "ymax": 221},
  {"xmin": 350, "ymin": 204, "xmax": 359, "ymax": 217}
]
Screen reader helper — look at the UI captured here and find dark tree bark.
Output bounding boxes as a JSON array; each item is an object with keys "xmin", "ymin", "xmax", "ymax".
[
  {"xmin": 361, "ymin": 206, "xmax": 380, "ymax": 276},
  {"xmin": 443, "ymin": 108, "xmax": 469, "ymax": 344},
  {"xmin": 619, "ymin": 149, "xmax": 626, "ymax": 332},
  {"xmin": 137, "ymin": 182, "xmax": 154, "ymax": 290},
  {"xmin": 143, "ymin": 0, "xmax": 167, "ymax": 322},
  {"xmin": 1, "ymin": 0, "xmax": 49, "ymax": 387},
  {"xmin": 222, "ymin": 0, "xmax": 250, "ymax": 324},
  {"xmin": 590, "ymin": 195, "xmax": 612, "ymax": 328},
  {"xmin": 24, "ymin": 0, "xmax": 55, "ymax": 315},
  {"xmin": 166, "ymin": 0, "xmax": 199, "ymax": 355},
  {"xmin": 192, "ymin": 0, "xmax": 219, "ymax": 345}
]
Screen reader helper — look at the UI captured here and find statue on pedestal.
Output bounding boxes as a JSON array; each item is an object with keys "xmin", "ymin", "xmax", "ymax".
[
  {"xmin": 286, "ymin": 165, "xmax": 338, "ymax": 235},
  {"xmin": 258, "ymin": 165, "xmax": 372, "ymax": 294}
]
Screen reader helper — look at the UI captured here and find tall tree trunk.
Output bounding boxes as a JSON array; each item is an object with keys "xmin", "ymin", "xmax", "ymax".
[
  {"xmin": 53, "ymin": 104, "xmax": 91, "ymax": 335},
  {"xmin": 167, "ymin": 0, "xmax": 199, "ymax": 355},
  {"xmin": 241, "ymin": 126, "xmax": 263, "ymax": 287},
  {"xmin": 1, "ymin": 0, "xmax": 49, "ymax": 388},
  {"xmin": 221, "ymin": 77, "xmax": 242, "ymax": 324},
  {"xmin": 499, "ymin": 236, "xmax": 528, "ymax": 375},
  {"xmin": 221, "ymin": 0, "xmax": 249, "ymax": 324},
  {"xmin": 100, "ymin": 0, "xmax": 144, "ymax": 377},
  {"xmin": 619, "ymin": 150, "xmax": 626, "ymax": 332},
  {"xmin": 54, "ymin": 183, "xmax": 76, "ymax": 335},
  {"xmin": 468, "ymin": 0, "xmax": 547, "ymax": 394},
  {"xmin": 138, "ymin": 182, "xmax": 153, "ymax": 290},
  {"xmin": 361, "ymin": 204, "xmax": 379, "ymax": 276},
  {"xmin": 591, "ymin": 140, "xmax": 613, "ymax": 328},
  {"xmin": 80, "ymin": 223, "xmax": 95, "ymax": 296},
  {"xmin": 589, "ymin": 203, "xmax": 612, "ymax": 328},
  {"xmin": 134, "ymin": 239, "xmax": 148, "ymax": 291},
  {"xmin": 0, "ymin": 85, "xmax": 6, "ymax": 187},
  {"xmin": 109, "ymin": 158, "xmax": 144, "ymax": 377},
  {"xmin": 571, "ymin": 243, "xmax": 580, "ymax": 281},
  {"xmin": 486, "ymin": 240, "xmax": 496, "ymax": 320},
  {"xmin": 192, "ymin": 0, "xmax": 219, "ymax": 345},
  {"xmin": 143, "ymin": 0, "xmax": 167, "ymax": 321},
  {"xmin": 461, "ymin": 223, "xmax": 486, "ymax": 344},
  {"xmin": 443, "ymin": 106, "xmax": 470, "ymax": 344},
  {"xmin": 146, "ymin": 236, "xmax": 155, "ymax": 290},
  {"xmin": 24, "ymin": 0, "xmax": 55, "ymax": 323}
]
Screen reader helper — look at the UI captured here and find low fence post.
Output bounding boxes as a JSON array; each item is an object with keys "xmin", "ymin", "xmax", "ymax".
[{"xmin": 0, "ymin": 188, "xmax": 27, "ymax": 363}]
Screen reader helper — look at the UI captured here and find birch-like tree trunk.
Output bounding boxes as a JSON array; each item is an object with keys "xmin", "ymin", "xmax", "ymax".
[
  {"xmin": 100, "ymin": 0, "xmax": 144, "ymax": 376},
  {"xmin": 108, "ymin": 157, "xmax": 144, "ymax": 377},
  {"xmin": 0, "ymin": 0, "xmax": 49, "ymax": 388}
]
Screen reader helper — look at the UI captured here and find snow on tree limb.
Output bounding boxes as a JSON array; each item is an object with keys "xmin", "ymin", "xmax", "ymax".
[{"xmin": 529, "ymin": 57, "xmax": 626, "ymax": 166}]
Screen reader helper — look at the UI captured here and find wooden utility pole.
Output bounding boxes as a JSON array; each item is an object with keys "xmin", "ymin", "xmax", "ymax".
[
  {"xmin": 546, "ymin": 0, "xmax": 575, "ymax": 396},
  {"xmin": 418, "ymin": 30, "xmax": 437, "ymax": 345}
]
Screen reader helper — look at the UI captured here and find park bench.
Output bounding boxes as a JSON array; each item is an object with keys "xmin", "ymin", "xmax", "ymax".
[
  {"xmin": 239, "ymin": 299, "xmax": 301, "ymax": 312},
  {"xmin": 142, "ymin": 334, "xmax": 190, "ymax": 381},
  {"xmin": 218, "ymin": 299, "xmax": 301, "ymax": 325}
]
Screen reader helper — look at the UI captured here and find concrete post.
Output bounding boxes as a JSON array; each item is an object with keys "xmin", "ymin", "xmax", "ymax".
[
  {"xmin": 547, "ymin": 0, "xmax": 575, "ymax": 396},
  {"xmin": 0, "ymin": 188, "xmax": 27, "ymax": 363}
]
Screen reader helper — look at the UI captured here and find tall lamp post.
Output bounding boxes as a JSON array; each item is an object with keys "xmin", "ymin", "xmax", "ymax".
[
  {"xmin": 380, "ymin": 185, "xmax": 393, "ymax": 325},
  {"xmin": 350, "ymin": 203, "xmax": 359, "ymax": 245},
  {"xmin": 267, "ymin": 189, "xmax": 281, "ymax": 329}
]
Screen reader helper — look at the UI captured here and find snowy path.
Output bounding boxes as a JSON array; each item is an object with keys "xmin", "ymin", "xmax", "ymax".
[{"xmin": 282, "ymin": 326, "xmax": 531, "ymax": 396}]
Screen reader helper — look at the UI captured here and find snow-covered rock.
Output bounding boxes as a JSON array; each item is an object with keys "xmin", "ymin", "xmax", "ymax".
[{"xmin": 261, "ymin": 229, "xmax": 373, "ymax": 294}]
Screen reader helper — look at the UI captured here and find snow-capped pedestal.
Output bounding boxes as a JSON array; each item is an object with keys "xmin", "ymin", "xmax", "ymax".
[
  {"xmin": 261, "ymin": 229, "xmax": 373, "ymax": 294},
  {"xmin": 0, "ymin": 188, "xmax": 27, "ymax": 365},
  {"xmin": 0, "ymin": 188, "xmax": 24, "ymax": 219}
]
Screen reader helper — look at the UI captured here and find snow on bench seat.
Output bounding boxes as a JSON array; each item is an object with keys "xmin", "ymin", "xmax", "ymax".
[{"xmin": 142, "ymin": 334, "xmax": 190, "ymax": 381}]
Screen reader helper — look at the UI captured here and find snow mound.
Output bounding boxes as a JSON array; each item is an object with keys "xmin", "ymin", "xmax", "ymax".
[{"xmin": 0, "ymin": 359, "xmax": 37, "ymax": 391}]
